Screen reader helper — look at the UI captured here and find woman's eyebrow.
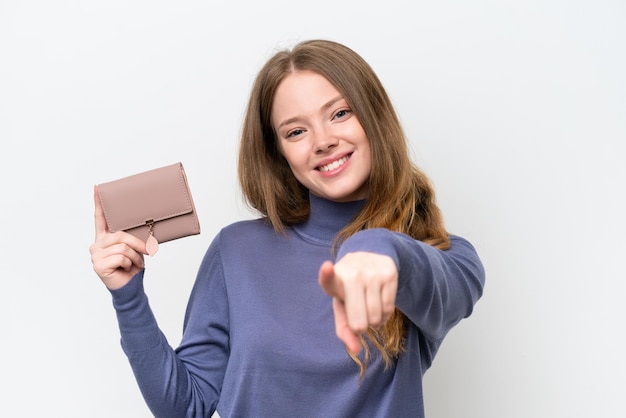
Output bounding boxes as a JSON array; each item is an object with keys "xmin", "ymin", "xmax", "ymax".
[{"xmin": 277, "ymin": 96, "xmax": 345, "ymax": 129}]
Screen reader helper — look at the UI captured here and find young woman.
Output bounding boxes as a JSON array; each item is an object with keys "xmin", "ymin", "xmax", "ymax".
[{"xmin": 90, "ymin": 39, "xmax": 485, "ymax": 418}]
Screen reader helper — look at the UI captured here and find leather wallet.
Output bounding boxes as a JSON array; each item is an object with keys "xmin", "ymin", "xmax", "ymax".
[{"xmin": 97, "ymin": 162, "xmax": 201, "ymax": 255}]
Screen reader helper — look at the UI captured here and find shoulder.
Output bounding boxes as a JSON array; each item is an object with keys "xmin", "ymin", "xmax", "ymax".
[
  {"xmin": 199, "ymin": 218, "xmax": 276, "ymax": 268},
  {"xmin": 447, "ymin": 234, "xmax": 481, "ymax": 256},
  {"xmin": 215, "ymin": 218, "xmax": 283, "ymax": 250},
  {"xmin": 220, "ymin": 218, "xmax": 273, "ymax": 238}
]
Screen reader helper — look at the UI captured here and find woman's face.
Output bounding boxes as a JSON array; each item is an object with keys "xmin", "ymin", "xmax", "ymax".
[{"xmin": 271, "ymin": 70, "xmax": 371, "ymax": 202}]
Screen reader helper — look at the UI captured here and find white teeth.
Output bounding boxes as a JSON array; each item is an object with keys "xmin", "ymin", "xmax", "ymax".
[{"xmin": 319, "ymin": 155, "xmax": 349, "ymax": 172}]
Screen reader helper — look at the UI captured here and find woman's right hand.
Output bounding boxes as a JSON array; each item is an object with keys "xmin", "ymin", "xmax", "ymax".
[{"xmin": 89, "ymin": 186, "xmax": 147, "ymax": 290}]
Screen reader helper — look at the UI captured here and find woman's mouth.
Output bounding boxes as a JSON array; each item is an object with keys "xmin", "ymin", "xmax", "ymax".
[{"xmin": 317, "ymin": 154, "xmax": 351, "ymax": 172}]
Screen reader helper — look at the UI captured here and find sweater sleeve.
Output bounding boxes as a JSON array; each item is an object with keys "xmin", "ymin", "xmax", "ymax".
[
  {"xmin": 110, "ymin": 234, "xmax": 229, "ymax": 418},
  {"xmin": 335, "ymin": 228, "xmax": 485, "ymax": 342}
]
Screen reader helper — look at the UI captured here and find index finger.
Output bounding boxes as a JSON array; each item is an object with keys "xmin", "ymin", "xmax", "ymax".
[{"xmin": 93, "ymin": 185, "xmax": 109, "ymax": 238}]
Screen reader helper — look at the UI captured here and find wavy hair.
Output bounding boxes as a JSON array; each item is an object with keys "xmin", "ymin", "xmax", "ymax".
[{"xmin": 238, "ymin": 39, "xmax": 450, "ymax": 376}]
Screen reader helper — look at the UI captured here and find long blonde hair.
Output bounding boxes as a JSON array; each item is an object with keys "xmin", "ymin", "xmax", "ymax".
[{"xmin": 238, "ymin": 39, "xmax": 450, "ymax": 376}]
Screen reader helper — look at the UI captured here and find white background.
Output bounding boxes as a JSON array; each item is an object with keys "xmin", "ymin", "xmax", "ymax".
[{"xmin": 1, "ymin": 1, "xmax": 624, "ymax": 417}]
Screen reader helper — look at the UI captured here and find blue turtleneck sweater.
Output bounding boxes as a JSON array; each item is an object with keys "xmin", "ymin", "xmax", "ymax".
[{"xmin": 110, "ymin": 195, "xmax": 485, "ymax": 418}]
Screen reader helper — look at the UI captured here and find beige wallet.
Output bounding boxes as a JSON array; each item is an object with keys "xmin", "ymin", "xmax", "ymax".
[{"xmin": 97, "ymin": 162, "xmax": 201, "ymax": 255}]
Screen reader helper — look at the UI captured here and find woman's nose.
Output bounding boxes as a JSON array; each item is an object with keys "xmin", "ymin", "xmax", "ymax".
[{"xmin": 313, "ymin": 128, "xmax": 338, "ymax": 153}]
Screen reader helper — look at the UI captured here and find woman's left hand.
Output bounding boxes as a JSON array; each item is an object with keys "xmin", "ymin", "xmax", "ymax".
[{"xmin": 318, "ymin": 252, "xmax": 398, "ymax": 354}]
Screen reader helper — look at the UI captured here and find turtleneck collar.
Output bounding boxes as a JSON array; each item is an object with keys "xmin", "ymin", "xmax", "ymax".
[{"xmin": 292, "ymin": 193, "xmax": 366, "ymax": 245}]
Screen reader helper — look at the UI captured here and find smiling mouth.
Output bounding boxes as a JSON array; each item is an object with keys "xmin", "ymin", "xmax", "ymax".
[{"xmin": 317, "ymin": 154, "xmax": 351, "ymax": 172}]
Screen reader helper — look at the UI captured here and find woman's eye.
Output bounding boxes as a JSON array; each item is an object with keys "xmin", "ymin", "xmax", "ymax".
[
  {"xmin": 334, "ymin": 109, "xmax": 351, "ymax": 120},
  {"xmin": 286, "ymin": 129, "xmax": 304, "ymax": 138}
]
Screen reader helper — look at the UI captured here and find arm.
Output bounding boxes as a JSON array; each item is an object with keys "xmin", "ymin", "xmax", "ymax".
[
  {"xmin": 108, "ymin": 238, "xmax": 228, "ymax": 418},
  {"xmin": 91, "ymin": 186, "xmax": 228, "ymax": 417}
]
